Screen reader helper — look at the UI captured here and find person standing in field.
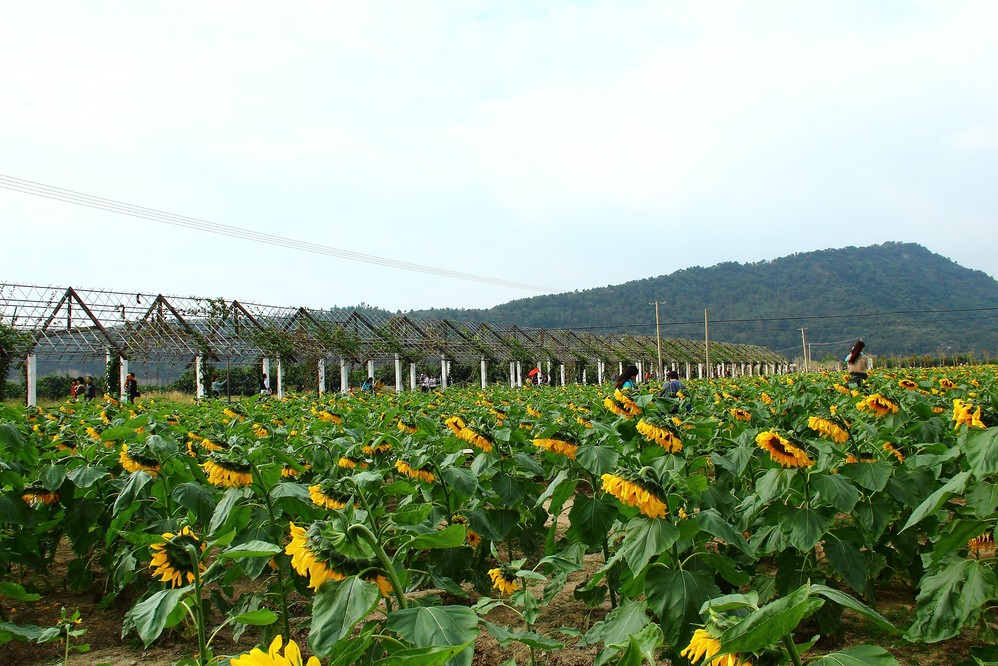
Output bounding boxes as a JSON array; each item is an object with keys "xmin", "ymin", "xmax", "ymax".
[
  {"xmin": 614, "ymin": 365, "xmax": 639, "ymax": 390},
  {"xmin": 845, "ymin": 340, "xmax": 870, "ymax": 387},
  {"xmin": 124, "ymin": 372, "xmax": 139, "ymax": 402},
  {"xmin": 84, "ymin": 376, "xmax": 96, "ymax": 400},
  {"xmin": 659, "ymin": 370, "xmax": 686, "ymax": 398}
]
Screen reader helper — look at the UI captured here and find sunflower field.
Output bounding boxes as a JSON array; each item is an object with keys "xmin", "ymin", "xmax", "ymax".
[{"xmin": 1, "ymin": 365, "xmax": 996, "ymax": 665}]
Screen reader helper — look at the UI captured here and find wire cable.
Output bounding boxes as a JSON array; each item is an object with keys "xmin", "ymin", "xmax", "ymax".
[{"xmin": 0, "ymin": 173, "xmax": 556, "ymax": 292}]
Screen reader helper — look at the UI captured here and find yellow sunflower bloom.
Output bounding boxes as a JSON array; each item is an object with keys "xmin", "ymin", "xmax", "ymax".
[
  {"xmin": 730, "ymin": 408, "xmax": 752, "ymax": 422},
  {"xmin": 968, "ymin": 532, "xmax": 995, "ymax": 559},
  {"xmin": 362, "ymin": 439, "xmax": 392, "ymax": 455},
  {"xmin": 487, "ymin": 567, "xmax": 520, "ymax": 595},
  {"xmin": 953, "ymin": 399, "xmax": 985, "ymax": 430},
  {"xmin": 203, "ymin": 459, "xmax": 253, "ymax": 488},
  {"xmin": 230, "ymin": 635, "xmax": 320, "ymax": 666},
  {"xmin": 534, "ymin": 437, "xmax": 579, "ymax": 459},
  {"xmin": 526, "ymin": 405, "xmax": 542, "ymax": 418},
  {"xmin": 286, "ymin": 523, "xmax": 348, "ymax": 591},
  {"xmin": 601, "ymin": 473, "xmax": 668, "ymax": 519},
  {"xmin": 395, "ymin": 459, "xmax": 436, "ymax": 484},
  {"xmin": 898, "ymin": 379, "xmax": 918, "ymax": 390},
  {"xmin": 22, "ymin": 487, "xmax": 59, "ymax": 508},
  {"xmin": 149, "ymin": 526, "xmax": 205, "ymax": 588},
  {"xmin": 308, "ymin": 484, "xmax": 351, "ymax": 510},
  {"xmin": 397, "ymin": 419, "xmax": 417, "ymax": 435},
  {"xmin": 444, "ymin": 415, "xmax": 466, "ymax": 435},
  {"xmin": 807, "ymin": 416, "xmax": 849, "ymax": 444},
  {"xmin": 636, "ymin": 419, "xmax": 683, "ymax": 453},
  {"xmin": 457, "ymin": 426, "xmax": 494, "ymax": 453},
  {"xmin": 755, "ymin": 430, "xmax": 813, "ymax": 468},
  {"xmin": 882, "ymin": 442, "xmax": 904, "ymax": 463},
  {"xmin": 680, "ymin": 628, "xmax": 753, "ymax": 666},
  {"xmin": 856, "ymin": 394, "xmax": 899, "ymax": 417},
  {"xmin": 120, "ymin": 445, "xmax": 160, "ymax": 476}
]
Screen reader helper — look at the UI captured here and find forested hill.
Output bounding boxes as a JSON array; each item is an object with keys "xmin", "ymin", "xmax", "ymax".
[{"xmin": 411, "ymin": 243, "xmax": 998, "ymax": 360}]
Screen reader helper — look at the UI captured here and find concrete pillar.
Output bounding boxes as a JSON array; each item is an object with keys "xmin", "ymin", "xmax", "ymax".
[
  {"xmin": 480, "ymin": 357, "xmax": 487, "ymax": 389},
  {"xmin": 394, "ymin": 354, "xmax": 403, "ymax": 394},
  {"xmin": 618, "ymin": 361, "xmax": 624, "ymax": 379},
  {"xmin": 597, "ymin": 361, "xmax": 604, "ymax": 385},
  {"xmin": 367, "ymin": 360, "xmax": 375, "ymax": 382},
  {"xmin": 636, "ymin": 361, "xmax": 643, "ymax": 384},
  {"xmin": 509, "ymin": 361, "xmax": 516, "ymax": 388},
  {"xmin": 119, "ymin": 358, "xmax": 129, "ymax": 402},
  {"xmin": 559, "ymin": 363, "xmax": 565, "ymax": 386},
  {"xmin": 262, "ymin": 357, "xmax": 270, "ymax": 387},
  {"xmin": 195, "ymin": 355, "xmax": 205, "ymax": 399},
  {"xmin": 545, "ymin": 361, "xmax": 551, "ymax": 383},
  {"xmin": 697, "ymin": 363, "xmax": 703, "ymax": 379},
  {"xmin": 582, "ymin": 368, "xmax": 587, "ymax": 384},
  {"xmin": 516, "ymin": 361, "xmax": 523, "ymax": 387},
  {"xmin": 410, "ymin": 362, "xmax": 417, "ymax": 391},
  {"xmin": 276, "ymin": 356, "xmax": 284, "ymax": 399},
  {"xmin": 318, "ymin": 358, "xmax": 326, "ymax": 395},
  {"xmin": 26, "ymin": 353, "xmax": 37, "ymax": 407},
  {"xmin": 340, "ymin": 358, "xmax": 349, "ymax": 394},
  {"xmin": 440, "ymin": 355, "xmax": 448, "ymax": 390},
  {"xmin": 685, "ymin": 362, "xmax": 691, "ymax": 379}
]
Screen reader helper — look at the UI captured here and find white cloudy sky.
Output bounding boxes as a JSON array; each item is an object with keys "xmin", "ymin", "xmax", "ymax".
[{"xmin": 2, "ymin": 1, "xmax": 996, "ymax": 312}]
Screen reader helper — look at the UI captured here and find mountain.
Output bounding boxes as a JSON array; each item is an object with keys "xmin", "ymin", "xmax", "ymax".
[{"xmin": 410, "ymin": 243, "xmax": 998, "ymax": 360}]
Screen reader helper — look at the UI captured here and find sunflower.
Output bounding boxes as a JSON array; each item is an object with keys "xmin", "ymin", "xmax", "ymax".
[
  {"xmin": 730, "ymin": 408, "xmax": 752, "ymax": 422},
  {"xmin": 601, "ymin": 472, "xmax": 668, "ymax": 519},
  {"xmin": 251, "ymin": 424, "xmax": 269, "ymax": 438},
  {"xmin": 22, "ymin": 485, "xmax": 59, "ymax": 508},
  {"xmin": 203, "ymin": 457, "xmax": 254, "ymax": 488},
  {"xmin": 230, "ymin": 635, "xmax": 320, "ymax": 666},
  {"xmin": 397, "ymin": 419, "xmax": 417, "ymax": 435},
  {"xmin": 487, "ymin": 566, "xmax": 520, "ymax": 596},
  {"xmin": 882, "ymin": 442, "xmax": 904, "ymax": 463},
  {"xmin": 467, "ymin": 530, "xmax": 482, "ymax": 549},
  {"xmin": 636, "ymin": 418, "xmax": 683, "ymax": 453},
  {"xmin": 490, "ymin": 409, "xmax": 507, "ymax": 422},
  {"xmin": 119, "ymin": 445, "xmax": 160, "ymax": 476},
  {"xmin": 576, "ymin": 416, "xmax": 593, "ymax": 428},
  {"xmin": 807, "ymin": 416, "xmax": 849, "ymax": 444},
  {"xmin": 457, "ymin": 426, "xmax": 494, "ymax": 453},
  {"xmin": 760, "ymin": 392, "xmax": 773, "ymax": 405},
  {"xmin": 281, "ymin": 464, "xmax": 305, "ymax": 478},
  {"xmin": 149, "ymin": 526, "xmax": 205, "ymax": 588},
  {"xmin": 755, "ymin": 430, "xmax": 813, "ymax": 468},
  {"xmin": 534, "ymin": 436, "xmax": 580, "ymax": 459},
  {"xmin": 856, "ymin": 394, "xmax": 899, "ymax": 417},
  {"xmin": 308, "ymin": 482, "xmax": 352, "ymax": 510},
  {"xmin": 337, "ymin": 456, "xmax": 369, "ymax": 469},
  {"xmin": 526, "ymin": 405, "xmax": 542, "ymax": 418},
  {"xmin": 953, "ymin": 399, "xmax": 985, "ymax": 430},
  {"xmin": 286, "ymin": 522, "xmax": 388, "ymax": 594},
  {"xmin": 222, "ymin": 408, "xmax": 244, "ymax": 421},
  {"xmin": 395, "ymin": 459, "xmax": 436, "ymax": 484},
  {"xmin": 444, "ymin": 415, "xmax": 466, "ymax": 436},
  {"xmin": 939, "ymin": 378, "xmax": 957, "ymax": 390},
  {"xmin": 680, "ymin": 628, "xmax": 753, "ymax": 666},
  {"xmin": 898, "ymin": 379, "xmax": 918, "ymax": 390},
  {"xmin": 968, "ymin": 532, "xmax": 995, "ymax": 559},
  {"xmin": 362, "ymin": 439, "xmax": 392, "ymax": 455},
  {"xmin": 316, "ymin": 411, "xmax": 343, "ymax": 424},
  {"xmin": 85, "ymin": 426, "xmax": 102, "ymax": 442}
]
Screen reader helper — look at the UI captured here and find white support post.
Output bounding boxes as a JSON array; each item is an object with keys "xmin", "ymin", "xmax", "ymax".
[
  {"xmin": 509, "ymin": 361, "xmax": 516, "ymax": 388},
  {"xmin": 367, "ymin": 360, "xmax": 375, "ymax": 382},
  {"xmin": 410, "ymin": 362, "xmax": 417, "ymax": 391},
  {"xmin": 276, "ymin": 356, "xmax": 284, "ymax": 399},
  {"xmin": 394, "ymin": 354, "xmax": 402, "ymax": 394},
  {"xmin": 636, "ymin": 361, "xmax": 643, "ymax": 384},
  {"xmin": 440, "ymin": 355, "xmax": 448, "ymax": 390},
  {"xmin": 559, "ymin": 363, "xmax": 565, "ymax": 386},
  {"xmin": 618, "ymin": 361, "xmax": 624, "ymax": 379},
  {"xmin": 318, "ymin": 358, "xmax": 326, "ymax": 395},
  {"xmin": 516, "ymin": 361, "xmax": 523, "ymax": 387},
  {"xmin": 26, "ymin": 353, "xmax": 37, "ymax": 407},
  {"xmin": 597, "ymin": 361, "xmax": 604, "ymax": 385},
  {"xmin": 685, "ymin": 362, "xmax": 691, "ymax": 379},
  {"xmin": 340, "ymin": 358, "xmax": 349, "ymax": 394},
  {"xmin": 545, "ymin": 361, "xmax": 551, "ymax": 383},
  {"xmin": 262, "ymin": 357, "xmax": 270, "ymax": 387},
  {"xmin": 697, "ymin": 363, "xmax": 703, "ymax": 379},
  {"xmin": 480, "ymin": 357, "xmax": 487, "ymax": 389},
  {"xmin": 119, "ymin": 358, "xmax": 129, "ymax": 402},
  {"xmin": 195, "ymin": 355, "xmax": 205, "ymax": 400},
  {"xmin": 582, "ymin": 368, "xmax": 587, "ymax": 384}
]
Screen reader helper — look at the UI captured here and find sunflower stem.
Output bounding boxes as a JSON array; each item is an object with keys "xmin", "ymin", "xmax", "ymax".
[
  {"xmin": 249, "ymin": 460, "xmax": 292, "ymax": 640},
  {"xmin": 783, "ymin": 634, "xmax": 804, "ymax": 666},
  {"xmin": 186, "ymin": 544, "xmax": 209, "ymax": 666},
  {"xmin": 348, "ymin": 523, "xmax": 408, "ymax": 610}
]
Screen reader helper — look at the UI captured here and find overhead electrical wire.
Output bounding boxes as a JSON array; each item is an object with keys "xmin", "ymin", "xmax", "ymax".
[{"xmin": 0, "ymin": 173, "xmax": 555, "ymax": 292}]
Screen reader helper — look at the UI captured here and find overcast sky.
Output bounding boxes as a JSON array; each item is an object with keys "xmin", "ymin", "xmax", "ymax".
[{"xmin": 2, "ymin": 1, "xmax": 996, "ymax": 313}]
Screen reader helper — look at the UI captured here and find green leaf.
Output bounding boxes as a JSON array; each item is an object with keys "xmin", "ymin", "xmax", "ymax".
[
  {"xmin": 123, "ymin": 588, "xmax": 187, "ymax": 647},
  {"xmin": 392, "ymin": 502, "xmax": 433, "ymax": 526},
  {"xmin": 482, "ymin": 621, "xmax": 564, "ymax": 649},
  {"xmin": 0, "ymin": 620, "xmax": 47, "ymax": 643},
  {"xmin": 964, "ymin": 428, "xmax": 998, "ymax": 478},
  {"xmin": 171, "ymin": 482, "xmax": 216, "ymax": 524},
  {"xmin": 217, "ymin": 541, "xmax": 282, "ymax": 559},
  {"xmin": 907, "ymin": 558, "xmax": 998, "ymax": 642},
  {"xmin": 966, "ymin": 482, "xmax": 998, "ymax": 517},
  {"xmin": 901, "ymin": 471, "xmax": 971, "ymax": 532},
  {"xmin": 66, "ymin": 465, "xmax": 109, "ymax": 489},
  {"xmin": 374, "ymin": 641, "xmax": 474, "ymax": 666},
  {"xmin": 755, "ymin": 468, "xmax": 792, "ymax": 503},
  {"xmin": 406, "ymin": 524, "xmax": 466, "ymax": 549},
  {"xmin": 0, "ymin": 583, "xmax": 41, "ymax": 602},
  {"xmin": 209, "ymin": 487, "xmax": 249, "ymax": 535},
  {"xmin": 39, "ymin": 464, "xmax": 67, "ymax": 492},
  {"xmin": 386, "ymin": 605, "xmax": 478, "ymax": 666},
  {"xmin": 576, "ymin": 444, "xmax": 620, "ymax": 476},
  {"xmin": 811, "ymin": 474, "xmax": 860, "ymax": 513},
  {"xmin": 810, "ymin": 585, "xmax": 899, "ymax": 634},
  {"xmin": 232, "ymin": 608, "xmax": 278, "ymax": 626},
  {"xmin": 838, "ymin": 461, "xmax": 894, "ymax": 492},
  {"xmin": 618, "ymin": 517, "xmax": 679, "ymax": 575},
  {"xmin": 717, "ymin": 584, "xmax": 820, "ymax": 655},
  {"xmin": 609, "ymin": 623, "xmax": 664, "ymax": 666},
  {"xmin": 644, "ymin": 567, "xmax": 720, "ymax": 647},
  {"xmin": 807, "ymin": 645, "xmax": 902, "ymax": 665},
  {"xmin": 823, "ymin": 538, "xmax": 868, "ymax": 594},
  {"xmin": 786, "ymin": 506, "xmax": 828, "ymax": 552},
  {"xmin": 696, "ymin": 508, "xmax": 753, "ymax": 556},
  {"xmin": 310, "ymin": 577, "xmax": 381, "ymax": 657},
  {"xmin": 566, "ymin": 494, "xmax": 619, "ymax": 548},
  {"xmin": 113, "ymin": 470, "xmax": 154, "ymax": 515},
  {"xmin": 585, "ymin": 600, "xmax": 651, "ymax": 649},
  {"xmin": 929, "ymin": 520, "xmax": 992, "ymax": 567}
]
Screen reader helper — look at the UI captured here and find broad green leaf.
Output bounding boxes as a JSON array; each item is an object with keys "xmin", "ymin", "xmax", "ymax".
[
  {"xmin": 696, "ymin": 508, "xmax": 753, "ymax": 556},
  {"xmin": 232, "ymin": 609, "xmax": 278, "ymax": 626},
  {"xmin": 901, "ymin": 471, "xmax": 970, "ymax": 532},
  {"xmin": 810, "ymin": 585, "xmax": 898, "ymax": 634},
  {"xmin": 812, "ymin": 474, "xmax": 860, "ymax": 514},
  {"xmin": 609, "ymin": 623, "xmax": 663, "ymax": 666},
  {"xmin": 66, "ymin": 464, "xmax": 109, "ymax": 489},
  {"xmin": 929, "ymin": 520, "xmax": 992, "ymax": 567},
  {"xmin": 406, "ymin": 524, "xmax": 466, "ymax": 549},
  {"xmin": 755, "ymin": 468, "xmax": 793, "ymax": 503},
  {"xmin": 310, "ymin": 577, "xmax": 382, "ymax": 657},
  {"xmin": 113, "ymin": 470, "xmax": 154, "ymax": 516},
  {"xmin": 0, "ymin": 621, "xmax": 47, "ymax": 642},
  {"xmin": 391, "ymin": 502, "xmax": 433, "ymax": 526},
  {"xmin": 823, "ymin": 538, "xmax": 868, "ymax": 594},
  {"xmin": 966, "ymin": 482, "xmax": 998, "ymax": 517},
  {"xmin": 374, "ymin": 641, "xmax": 474, "ymax": 666},
  {"xmin": 209, "ymin": 487, "xmax": 249, "ymax": 535},
  {"xmin": 38, "ymin": 464, "xmax": 67, "ymax": 492},
  {"xmin": 171, "ymin": 482, "xmax": 216, "ymax": 524},
  {"xmin": 576, "ymin": 444, "xmax": 620, "ymax": 476},
  {"xmin": 386, "ymin": 605, "xmax": 478, "ymax": 666},
  {"xmin": 566, "ymin": 494, "xmax": 619, "ymax": 549},
  {"xmin": 907, "ymin": 558, "xmax": 998, "ymax": 642},
  {"xmin": 717, "ymin": 584, "xmax": 820, "ymax": 655},
  {"xmin": 585, "ymin": 600, "xmax": 651, "ymax": 649},
  {"xmin": 787, "ymin": 506, "xmax": 829, "ymax": 552},
  {"xmin": 644, "ymin": 567, "xmax": 720, "ymax": 647},
  {"xmin": 807, "ymin": 645, "xmax": 902, "ymax": 665},
  {"xmin": 217, "ymin": 541, "xmax": 282, "ymax": 559},
  {"xmin": 839, "ymin": 461, "xmax": 893, "ymax": 492},
  {"xmin": 619, "ymin": 517, "xmax": 679, "ymax": 575},
  {"xmin": 964, "ymin": 428, "xmax": 998, "ymax": 478},
  {"xmin": 0, "ymin": 583, "xmax": 41, "ymax": 602},
  {"xmin": 482, "ymin": 621, "xmax": 564, "ymax": 650},
  {"xmin": 123, "ymin": 588, "xmax": 187, "ymax": 647}
]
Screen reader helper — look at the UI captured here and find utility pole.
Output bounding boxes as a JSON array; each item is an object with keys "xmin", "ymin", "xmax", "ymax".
[
  {"xmin": 800, "ymin": 328, "xmax": 808, "ymax": 373},
  {"xmin": 650, "ymin": 300, "xmax": 665, "ymax": 380},
  {"xmin": 704, "ymin": 309, "xmax": 711, "ymax": 378}
]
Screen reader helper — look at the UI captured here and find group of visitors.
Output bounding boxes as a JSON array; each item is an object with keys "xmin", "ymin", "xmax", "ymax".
[{"xmin": 69, "ymin": 376, "xmax": 97, "ymax": 401}]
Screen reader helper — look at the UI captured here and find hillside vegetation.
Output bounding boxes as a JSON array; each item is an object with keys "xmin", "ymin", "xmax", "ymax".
[{"xmin": 412, "ymin": 243, "xmax": 998, "ymax": 360}]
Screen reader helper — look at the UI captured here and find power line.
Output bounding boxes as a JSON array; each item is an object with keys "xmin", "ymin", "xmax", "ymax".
[{"xmin": 0, "ymin": 173, "xmax": 556, "ymax": 292}]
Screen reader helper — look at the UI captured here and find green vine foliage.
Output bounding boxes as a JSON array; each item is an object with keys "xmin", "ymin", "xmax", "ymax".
[{"xmin": 0, "ymin": 322, "xmax": 33, "ymax": 401}]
